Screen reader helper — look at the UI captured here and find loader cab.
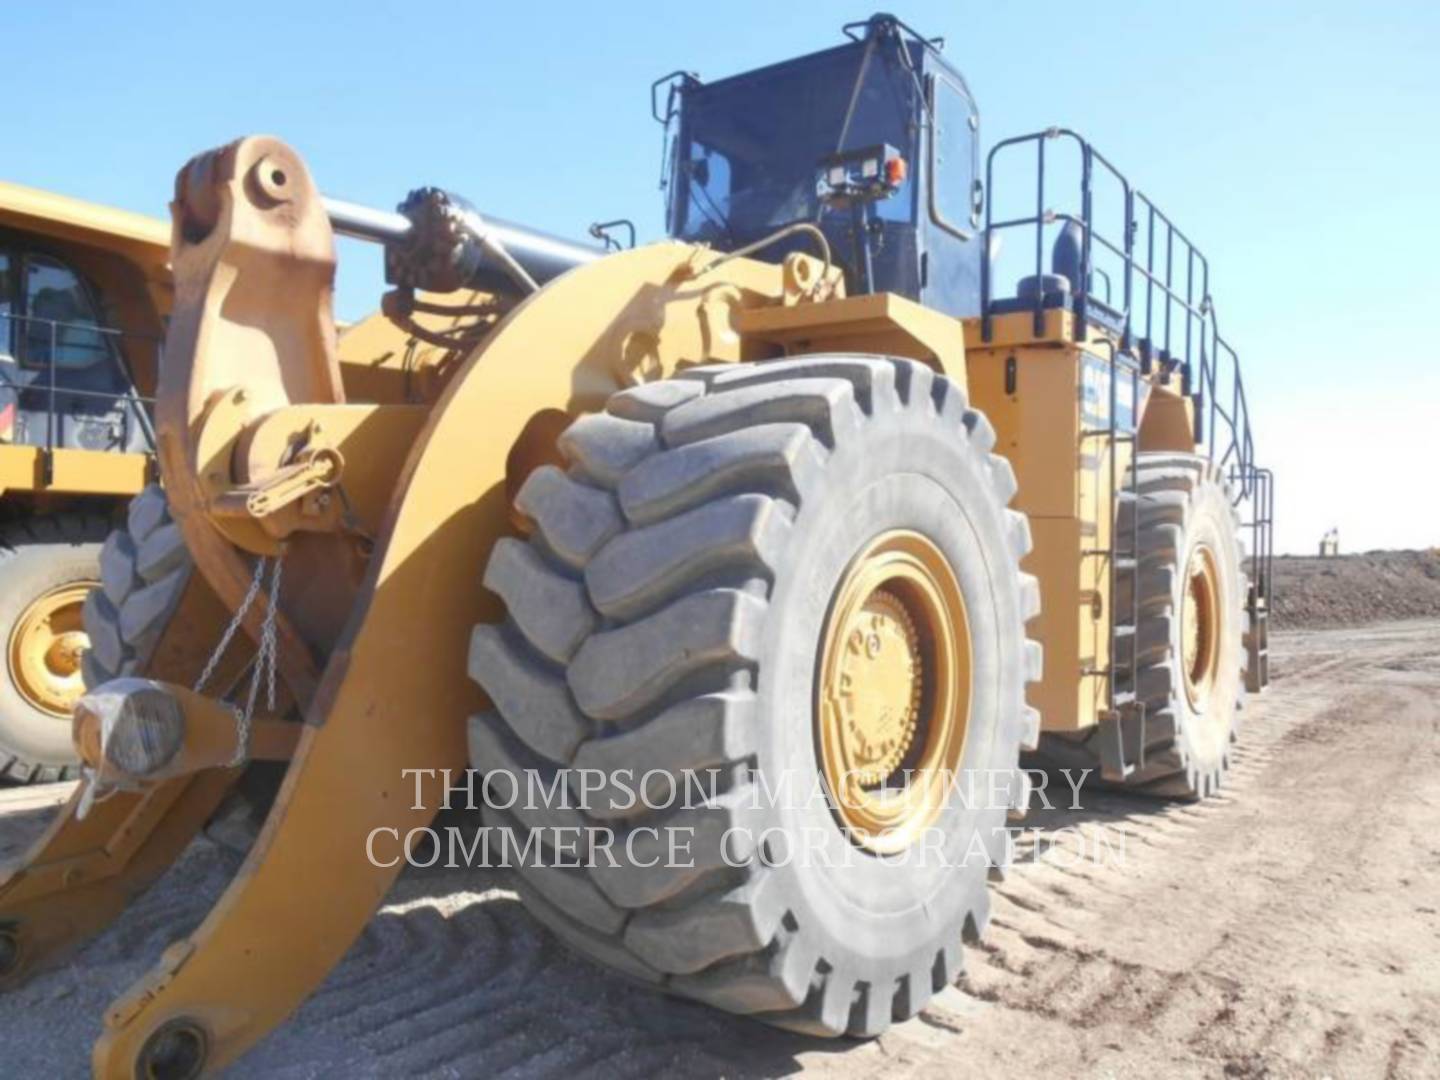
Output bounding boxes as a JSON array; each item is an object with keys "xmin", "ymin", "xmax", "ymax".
[{"xmin": 661, "ymin": 14, "xmax": 983, "ymax": 317}]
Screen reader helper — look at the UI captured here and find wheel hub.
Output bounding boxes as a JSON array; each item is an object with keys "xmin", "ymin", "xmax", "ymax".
[
  {"xmin": 825, "ymin": 589, "xmax": 922, "ymax": 787},
  {"xmin": 1181, "ymin": 544, "xmax": 1221, "ymax": 711},
  {"xmin": 817, "ymin": 530, "xmax": 971, "ymax": 854},
  {"xmin": 6, "ymin": 582, "xmax": 96, "ymax": 718}
]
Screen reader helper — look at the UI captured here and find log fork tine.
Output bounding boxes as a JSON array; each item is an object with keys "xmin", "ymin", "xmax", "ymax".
[{"xmin": 84, "ymin": 137, "xmax": 470, "ymax": 1077}]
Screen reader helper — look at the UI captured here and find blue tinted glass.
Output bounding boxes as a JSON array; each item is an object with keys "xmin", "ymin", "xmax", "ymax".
[
  {"xmin": 673, "ymin": 44, "xmax": 920, "ymax": 247},
  {"xmin": 23, "ymin": 256, "xmax": 110, "ymax": 370},
  {"xmin": 932, "ymin": 75, "xmax": 978, "ymax": 231}
]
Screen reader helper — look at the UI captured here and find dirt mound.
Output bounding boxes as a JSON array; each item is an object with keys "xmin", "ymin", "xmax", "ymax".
[{"xmin": 1269, "ymin": 549, "xmax": 1440, "ymax": 628}]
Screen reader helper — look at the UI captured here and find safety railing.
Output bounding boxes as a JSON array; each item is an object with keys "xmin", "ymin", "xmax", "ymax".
[
  {"xmin": 0, "ymin": 313, "xmax": 158, "ymax": 478},
  {"xmin": 1235, "ymin": 464, "xmax": 1274, "ymax": 619},
  {"xmin": 980, "ymin": 128, "xmax": 1262, "ymax": 504}
]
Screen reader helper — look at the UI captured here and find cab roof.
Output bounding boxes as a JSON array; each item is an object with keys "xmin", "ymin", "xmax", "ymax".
[{"xmin": 0, "ymin": 180, "xmax": 170, "ymax": 278}]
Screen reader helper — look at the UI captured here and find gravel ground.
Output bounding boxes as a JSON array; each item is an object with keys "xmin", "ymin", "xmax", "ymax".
[
  {"xmin": 3, "ymin": 620, "xmax": 1438, "ymax": 1077},
  {"xmin": 1269, "ymin": 549, "xmax": 1440, "ymax": 629}
]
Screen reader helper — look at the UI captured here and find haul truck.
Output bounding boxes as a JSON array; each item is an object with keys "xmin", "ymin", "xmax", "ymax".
[
  {"xmin": 0, "ymin": 15, "xmax": 1273, "ymax": 1077},
  {"xmin": 0, "ymin": 183, "xmax": 169, "ymax": 782},
  {"xmin": 0, "ymin": 184, "xmax": 479, "ymax": 784}
]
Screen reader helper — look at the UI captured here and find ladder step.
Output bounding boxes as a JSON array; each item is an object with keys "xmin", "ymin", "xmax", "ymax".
[
  {"xmin": 1112, "ymin": 690, "xmax": 1137, "ymax": 709},
  {"xmin": 1113, "ymin": 625, "xmax": 1136, "ymax": 638},
  {"xmin": 1096, "ymin": 713, "xmax": 1135, "ymax": 781}
]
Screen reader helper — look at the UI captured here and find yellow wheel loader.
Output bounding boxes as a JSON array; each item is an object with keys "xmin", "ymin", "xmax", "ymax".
[{"xmin": 0, "ymin": 14, "xmax": 1273, "ymax": 1076}]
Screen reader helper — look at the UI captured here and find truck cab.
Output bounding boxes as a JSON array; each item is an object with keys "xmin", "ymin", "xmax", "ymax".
[
  {"xmin": 0, "ymin": 182, "xmax": 169, "ymax": 782},
  {"xmin": 0, "ymin": 242, "xmax": 155, "ymax": 456},
  {"xmin": 0, "ymin": 182, "xmax": 169, "ymax": 492}
]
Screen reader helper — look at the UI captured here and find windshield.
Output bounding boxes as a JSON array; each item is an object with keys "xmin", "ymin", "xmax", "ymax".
[{"xmin": 670, "ymin": 40, "xmax": 922, "ymax": 248}]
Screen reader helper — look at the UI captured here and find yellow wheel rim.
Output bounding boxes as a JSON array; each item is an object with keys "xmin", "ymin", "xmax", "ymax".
[
  {"xmin": 816, "ymin": 530, "xmax": 971, "ymax": 854},
  {"xmin": 1181, "ymin": 544, "xmax": 1221, "ymax": 712},
  {"xmin": 7, "ymin": 582, "xmax": 95, "ymax": 718}
]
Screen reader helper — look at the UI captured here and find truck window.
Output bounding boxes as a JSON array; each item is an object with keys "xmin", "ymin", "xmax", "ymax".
[{"xmin": 22, "ymin": 254, "xmax": 111, "ymax": 370}]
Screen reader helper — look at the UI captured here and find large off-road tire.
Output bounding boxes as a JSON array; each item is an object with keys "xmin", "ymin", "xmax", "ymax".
[
  {"xmin": 1040, "ymin": 453, "xmax": 1245, "ymax": 798},
  {"xmin": 80, "ymin": 484, "xmax": 193, "ymax": 694},
  {"xmin": 469, "ymin": 356, "xmax": 1041, "ymax": 1036},
  {"xmin": 0, "ymin": 513, "xmax": 113, "ymax": 782}
]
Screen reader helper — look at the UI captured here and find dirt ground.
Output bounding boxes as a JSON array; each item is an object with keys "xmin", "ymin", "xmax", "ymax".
[
  {"xmin": 2, "ymin": 619, "xmax": 1438, "ymax": 1078},
  {"xmin": 1270, "ymin": 550, "xmax": 1440, "ymax": 629}
]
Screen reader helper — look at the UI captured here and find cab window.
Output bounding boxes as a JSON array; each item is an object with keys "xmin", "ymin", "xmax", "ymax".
[
  {"xmin": 21, "ymin": 254, "xmax": 111, "ymax": 370},
  {"xmin": 930, "ymin": 73, "xmax": 980, "ymax": 236},
  {"xmin": 0, "ymin": 252, "xmax": 13, "ymax": 359}
]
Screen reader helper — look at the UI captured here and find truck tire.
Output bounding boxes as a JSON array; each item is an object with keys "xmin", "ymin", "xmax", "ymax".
[
  {"xmin": 80, "ymin": 484, "xmax": 193, "ymax": 694},
  {"xmin": 0, "ymin": 513, "xmax": 112, "ymax": 782},
  {"xmin": 469, "ymin": 356, "xmax": 1041, "ymax": 1036},
  {"xmin": 1040, "ymin": 453, "xmax": 1245, "ymax": 798}
]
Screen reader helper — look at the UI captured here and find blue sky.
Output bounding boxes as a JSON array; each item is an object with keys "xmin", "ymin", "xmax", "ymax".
[{"xmin": 9, "ymin": 2, "xmax": 1438, "ymax": 553}]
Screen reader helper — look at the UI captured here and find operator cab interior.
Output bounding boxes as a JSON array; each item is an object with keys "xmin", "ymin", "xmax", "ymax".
[{"xmin": 0, "ymin": 241, "xmax": 147, "ymax": 453}]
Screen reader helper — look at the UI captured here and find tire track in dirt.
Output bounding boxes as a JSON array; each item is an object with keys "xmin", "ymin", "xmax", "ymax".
[
  {"xmin": 943, "ymin": 621, "xmax": 1440, "ymax": 1079},
  {"xmin": 1, "ymin": 622, "xmax": 1437, "ymax": 1078}
]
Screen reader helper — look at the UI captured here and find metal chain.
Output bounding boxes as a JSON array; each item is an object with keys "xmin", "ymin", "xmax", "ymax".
[
  {"xmin": 265, "ymin": 560, "xmax": 281, "ymax": 712},
  {"xmin": 193, "ymin": 556, "xmax": 268, "ymax": 696},
  {"xmin": 230, "ymin": 558, "xmax": 283, "ymax": 767},
  {"xmin": 189, "ymin": 554, "xmax": 284, "ymax": 767}
]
